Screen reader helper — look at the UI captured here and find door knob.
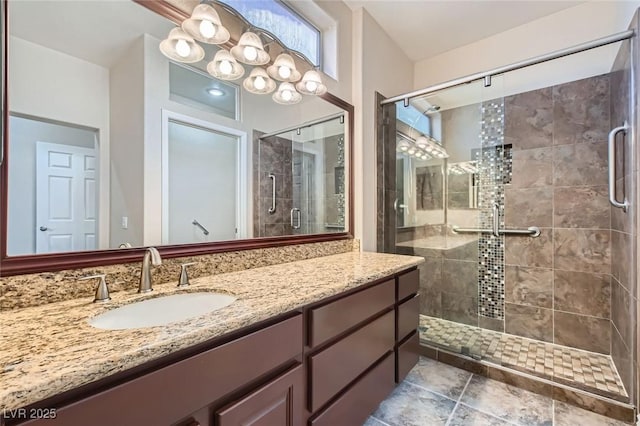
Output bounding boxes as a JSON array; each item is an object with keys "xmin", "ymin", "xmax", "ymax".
[{"xmin": 39, "ymin": 226, "xmax": 48, "ymax": 231}]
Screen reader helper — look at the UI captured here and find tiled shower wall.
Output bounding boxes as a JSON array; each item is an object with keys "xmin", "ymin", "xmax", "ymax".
[
  {"xmin": 502, "ymin": 74, "xmax": 613, "ymax": 355},
  {"xmin": 416, "ymin": 73, "xmax": 629, "ymax": 357}
]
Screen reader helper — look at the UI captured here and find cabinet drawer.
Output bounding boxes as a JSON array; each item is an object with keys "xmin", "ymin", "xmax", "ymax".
[
  {"xmin": 397, "ymin": 295, "xmax": 419, "ymax": 341},
  {"xmin": 22, "ymin": 315, "xmax": 303, "ymax": 426},
  {"xmin": 310, "ymin": 353, "xmax": 394, "ymax": 426},
  {"xmin": 309, "ymin": 279, "xmax": 394, "ymax": 348},
  {"xmin": 215, "ymin": 364, "xmax": 303, "ymax": 426},
  {"xmin": 397, "ymin": 269, "xmax": 419, "ymax": 301},
  {"xmin": 309, "ymin": 310, "xmax": 394, "ymax": 412},
  {"xmin": 396, "ymin": 331, "xmax": 419, "ymax": 383}
]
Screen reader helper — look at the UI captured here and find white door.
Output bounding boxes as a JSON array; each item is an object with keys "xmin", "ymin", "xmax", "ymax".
[{"xmin": 36, "ymin": 142, "xmax": 97, "ymax": 253}]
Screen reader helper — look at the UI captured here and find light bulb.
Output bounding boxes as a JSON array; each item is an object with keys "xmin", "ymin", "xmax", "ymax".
[
  {"xmin": 407, "ymin": 148, "xmax": 416, "ymax": 155},
  {"xmin": 305, "ymin": 80, "xmax": 319, "ymax": 93},
  {"xmin": 399, "ymin": 145, "xmax": 408, "ymax": 152},
  {"xmin": 219, "ymin": 59, "xmax": 233, "ymax": 75},
  {"xmin": 199, "ymin": 20, "xmax": 216, "ymax": 38},
  {"xmin": 244, "ymin": 46, "xmax": 258, "ymax": 61},
  {"xmin": 278, "ymin": 66, "xmax": 292, "ymax": 79},
  {"xmin": 175, "ymin": 39, "xmax": 191, "ymax": 58},
  {"xmin": 281, "ymin": 89, "xmax": 293, "ymax": 102},
  {"xmin": 254, "ymin": 75, "xmax": 266, "ymax": 90}
]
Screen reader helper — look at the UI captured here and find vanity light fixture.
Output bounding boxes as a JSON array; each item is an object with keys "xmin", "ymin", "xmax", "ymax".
[
  {"xmin": 296, "ymin": 69, "xmax": 327, "ymax": 95},
  {"xmin": 397, "ymin": 132, "xmax": 444, "ymax": 160},
  {"xmin": 159, "ymin": 2, "xmax": 328, "ymax": 104},
  {"xmin": 206, "ymin": 49, "xmax": 245, "ymax": 80},
  {"xmin": 230, "ymin": 31, "xmax": 271, "ymax": 65},
  {"xmin": 182, "ymin": 3, "xmax": 230, "ymax": 44},
  {"xmin": 267, "ymin": 53, "xmax": 301, "ymax": 82},
  {"xmin": 273, "ymin": 82, "xmax": 302, "ymax": 105},
  {"xmin": 243, "ymin": 67, "xmax": 276, "ymax": 94},
  {"xmin": 449, "ymin": 161, "xmax": 479, "ymax": 175},
  {"xmin": 159, "ymin": 27, "xmax": 205, "ymax": 63}
]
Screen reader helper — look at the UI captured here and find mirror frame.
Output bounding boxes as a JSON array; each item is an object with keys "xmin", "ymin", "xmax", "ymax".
[{"xmin": 0, "ymin": 0, "xmax": 354, "ymax": 276}]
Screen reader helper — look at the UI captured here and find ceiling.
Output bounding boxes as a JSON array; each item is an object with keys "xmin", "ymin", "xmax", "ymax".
[
  {"xmin": 344, "ymin": 0, "xmax": 585, "ymax": 62},
  {"xmin": 9, "ymin": 1, "xmax": 173, "ymax": 68}
]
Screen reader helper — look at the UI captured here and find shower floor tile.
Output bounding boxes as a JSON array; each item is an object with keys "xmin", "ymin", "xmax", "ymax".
[{"xmin": 419, "ymin": 315, "xmax": 628, "ymax": 401}]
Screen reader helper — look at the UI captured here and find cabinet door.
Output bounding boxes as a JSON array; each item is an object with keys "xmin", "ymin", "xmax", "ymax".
[{"xmin": 215, "ymin": 365, "xmax": 303, "ymax": 426}]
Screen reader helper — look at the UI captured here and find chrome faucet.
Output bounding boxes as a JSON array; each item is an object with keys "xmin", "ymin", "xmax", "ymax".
[{"xmin": 139, "ymin": 247, "xmax": 162, "ymax": 293}]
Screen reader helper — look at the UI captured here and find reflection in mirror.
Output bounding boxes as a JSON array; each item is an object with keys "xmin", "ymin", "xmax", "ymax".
[
  {"xmin": 394, "ymin": 102, "xmax": 446, "ymax": 232},
  {"xmin": 254, "ymin": 114, "xmax": 345, "ymax": 237},
  {"xmin": 447, "ymin": 161, "xmax": 478, "ymax": 209},
  {"xmin": 5, "ymin": 0, "xmax": 349, "ymax": 256}
]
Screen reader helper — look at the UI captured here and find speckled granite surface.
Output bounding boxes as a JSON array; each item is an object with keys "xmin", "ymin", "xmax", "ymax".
[
  {"xmin": 0, "ymin": 239, "xmax": 358, "ymax": 310},
  {"xmin": 0, "ymin": 251, "xmax": 422, "ymax": 411}
]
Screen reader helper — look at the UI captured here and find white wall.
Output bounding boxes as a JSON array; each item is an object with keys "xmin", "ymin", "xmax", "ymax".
[
  {"xmin": 7, "ymin": 116, "xmax": 96, "ymax": 255},
  {"xmin": 109, "ymin": 36, "xmax": 145, "ymax": 248},
  {"xmin": 8, "ymin": 36, "xmax": 111, "ymax": 249},
  {"xmin": 413, "ymin": 2, "xmax": 640, "ymax": 94},
  {"xmin": 352, "ymin": 8, "xmax": 414, "ymax": 251},
  {"xmin": 167, "ymin": 121, "xmax": 237, "ymax": 243},
  {"xmin": 317, "ymin": 0, "xmax": 354, "ymax": 102}
]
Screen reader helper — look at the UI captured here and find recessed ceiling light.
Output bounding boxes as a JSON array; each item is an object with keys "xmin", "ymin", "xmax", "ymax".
[{"xmin": 207, "ymin": 88, "xmax": 225, "ymax": 97}]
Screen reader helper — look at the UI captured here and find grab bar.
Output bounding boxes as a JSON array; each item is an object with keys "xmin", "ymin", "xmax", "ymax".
[
  {"xmin": 268, "ymin": 173, "xmax": 276, "ymax": 214},
  {"xmin": 608, "ymin": 122, "xmax": 629, "ymax": 212},
  {"xmin": 290, "ymin": 208, "xmax": 301, "ymax": 229},
  {"xmin": 492, "ymin": 203, "xmax": 500, "ymax": 237},
  {"xmin": 452, "ymin": 226, "xmax": 541, "ymax": 238},
  {"xmin": 192, "ymin": 219, "xmax": 210, "ymax": 236}
]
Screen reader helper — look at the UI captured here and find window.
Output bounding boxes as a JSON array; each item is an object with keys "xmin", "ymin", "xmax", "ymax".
[
  {"xmin": 396, "ymin": 103, "xmax": 432, "ymax": 137},
  {"xmin": 221, "ymin": 0, "xmax": 321, "ymax": 67}
]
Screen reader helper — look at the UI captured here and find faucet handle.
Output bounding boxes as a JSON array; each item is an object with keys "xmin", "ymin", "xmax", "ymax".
[
  {"xmin": 178, "ymin": 262, "xmax": 197, "ymax": 288},
  {"xmin": 79, "ymin": 274, "xmax": 111, "ymax": 303}
]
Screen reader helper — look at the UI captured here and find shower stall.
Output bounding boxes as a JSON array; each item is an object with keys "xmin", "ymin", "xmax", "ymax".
[{"xmin": 377, "ymin": 15, "xmax": 639, "ymax": 418}]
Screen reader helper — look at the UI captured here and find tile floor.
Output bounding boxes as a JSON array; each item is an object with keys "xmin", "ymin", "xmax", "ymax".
[
  {"xmin": 365, "ymin": 357, "xmax": 629, "ymax": 426},
  {"xmin": 419, "ymin": 315, "xmax": 627, "ymax": 401}
]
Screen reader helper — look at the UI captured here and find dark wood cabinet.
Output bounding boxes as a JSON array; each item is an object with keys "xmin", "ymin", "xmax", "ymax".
[
  {"xmin": 308, "ymin": 278, "xmax": 395, "ymax": 348},
  {"xmin": 215, "ymin": 365, "xmax": 303, "ymax": 426},
  {"xmin": 20, "ymin": 315, "xmax": 303, "ymax": 426},
  {"xmin": 395, "ymin": 270, "xmax": 420, "ymax": 383},
  {"xmin": 10, "ymin": 268, "xmax": 420, "ymax": 426},
  {"xmin": 309, "ymin": 354, "xmax": 395, "ymax": 426},
  {"xmin": 309, "ymin": 310, "xmax": 394, "ymax": 411}
]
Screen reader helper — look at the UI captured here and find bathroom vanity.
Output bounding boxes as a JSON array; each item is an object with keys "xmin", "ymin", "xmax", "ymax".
[{"xmin": 0, "ymin": 253, "xmax": 421, "ymax": 426}]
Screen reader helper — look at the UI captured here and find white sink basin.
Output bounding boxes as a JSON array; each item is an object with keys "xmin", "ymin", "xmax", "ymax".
[{"xmin": 89, "ymin": 292, "xmax": 236, "ymax": 330}]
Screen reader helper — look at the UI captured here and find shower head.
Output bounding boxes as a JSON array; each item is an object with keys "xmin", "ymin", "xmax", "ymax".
[{"xmin": 425, "ymin": 105, "xmax": 440, "ymax": 113}]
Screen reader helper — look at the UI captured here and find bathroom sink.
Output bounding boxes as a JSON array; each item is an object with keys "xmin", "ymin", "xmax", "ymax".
[{"xmin": 89, "ymin": 292, "xmax": 236, "ymax": 330}]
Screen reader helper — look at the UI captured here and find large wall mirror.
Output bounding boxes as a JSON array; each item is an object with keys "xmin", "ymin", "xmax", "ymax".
[{"xmin": 0, "ymin": 0, "xmax": 353, "ymax": 275}]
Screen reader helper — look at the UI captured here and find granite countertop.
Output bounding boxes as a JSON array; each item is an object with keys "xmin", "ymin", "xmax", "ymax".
[{"xmin": 0, "ymin": 251, "xmax": 423, "ymax": 411}]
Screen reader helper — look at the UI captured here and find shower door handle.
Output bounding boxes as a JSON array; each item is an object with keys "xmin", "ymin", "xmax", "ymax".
[
  {"xmin": 290, "ymin": 208, "xmax": 301, "ymax": 229},
  {"xmin": 268, "ymin": 174, "xmax": 276, "ymax": 214},
  {"xmin": 608, "ymin": 122, "xmax": 629, "ymax": 212}
]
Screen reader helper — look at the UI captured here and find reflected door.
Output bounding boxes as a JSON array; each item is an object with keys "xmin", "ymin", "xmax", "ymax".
[
  {"xmin": 35, "ymin": 142, "xmax": 97, "ymax": 253},
  {"xmin": 165, "ymin": 119, "xmax": 241, "ymax": 244}
]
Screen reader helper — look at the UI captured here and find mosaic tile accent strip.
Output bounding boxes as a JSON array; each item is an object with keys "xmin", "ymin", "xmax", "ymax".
[
  {"xmin": 336, "ymin": 135, "xmax": 346, "ymax": 227},
  {"xmin": 419, "ymin": 315, "xmax": 628, "ymax": 402},
  {"xmin": 475, "ymin": 100, "xmax": 511, "ymax": 319}
]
